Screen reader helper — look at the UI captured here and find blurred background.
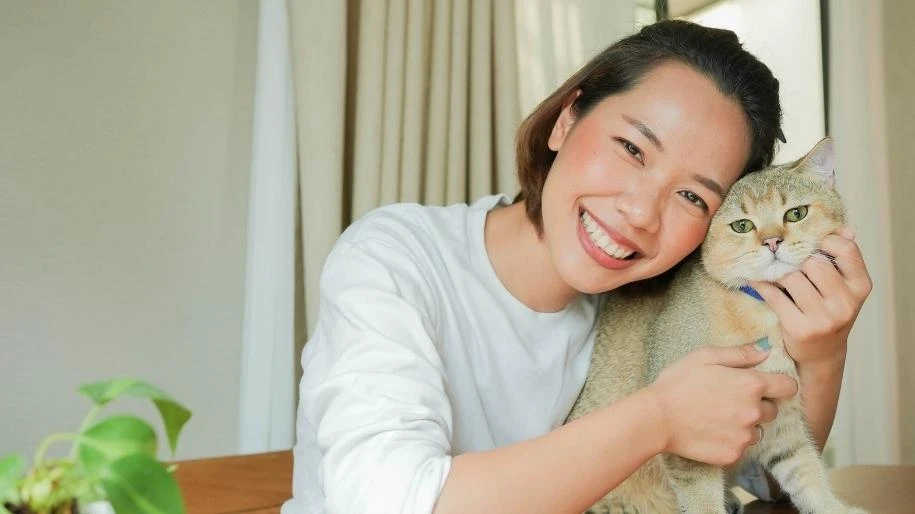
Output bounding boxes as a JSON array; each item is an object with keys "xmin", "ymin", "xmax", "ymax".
[{"xmin": 1, "ymin": 0, "xmax": 910, "ymax": 470}]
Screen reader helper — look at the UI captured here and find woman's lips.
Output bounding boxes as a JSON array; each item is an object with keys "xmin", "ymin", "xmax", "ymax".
[
  {"xmin": 581, "ymin": 208, "xmax": 644, "ymax": 255},
  {"xmin": 577, "ymin": 211, "xmax": 640, "ymax": 270}
]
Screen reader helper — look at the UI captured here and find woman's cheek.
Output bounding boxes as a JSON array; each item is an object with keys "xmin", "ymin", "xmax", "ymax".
[{"xmin": 667, "ymin": 215, "xmax": 709, "ymax": 257}]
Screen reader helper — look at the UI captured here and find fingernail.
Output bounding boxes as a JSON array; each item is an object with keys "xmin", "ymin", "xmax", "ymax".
[{"xmin": 754, "ymin": 338, "xmax": 771, "ymax": 352}]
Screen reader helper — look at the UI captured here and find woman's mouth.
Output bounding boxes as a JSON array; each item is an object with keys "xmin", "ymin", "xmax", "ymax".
[
  {"xmin": 577, "ymin": 210, "xmax": 642, "ymax": 270},
  {"xmin": 579, "ymin": 210, "xmax": 639, "ymax": 260}
]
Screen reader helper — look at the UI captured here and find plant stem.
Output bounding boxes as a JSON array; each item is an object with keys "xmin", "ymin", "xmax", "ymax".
[
  {"xmin": 77, "ymin": 405, "xmax": 101, "ymax": 433},
  {"xmin": 70, "ymin": 405, "xmax": 101, "ymax": 460},
  {"xmin": 33, "ymin": 433, "xmax": 79, "ymax": 465}
]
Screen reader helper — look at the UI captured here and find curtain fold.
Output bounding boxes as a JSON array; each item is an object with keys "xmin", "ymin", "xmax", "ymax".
[
  {"xmin": 290, "ymin": 0, "xmax": 529, "ymax": 340},
  {"xmin": 238, "ymin": 0, "xmax": 297, "ymax": 453},
  {"xmin": 288, "ymin": 0, "xmax": 348, "ymax": 345},
  {"xmin": 827, "ymin": 0, "xmax": 899, "ymax": 465}
]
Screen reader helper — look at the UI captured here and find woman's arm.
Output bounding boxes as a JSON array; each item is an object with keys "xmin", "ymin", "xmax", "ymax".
[
  {"xmin": 434, "ymin": 387, "xmax": 666, "ymax": 514},
  {"xmin": 798, "ymin": 351, "xmax": 846, "ymax": 453},
  {"xmin": 751, "ymin": 228, "xmax": 872, "ymax": 499},
  {"xmin": 751, "ymin": 229, "xmax": 871, "ymax": 446},
  {"xmin": 435, "ymin": 343, "xmax": 797, "ymax": 514}
]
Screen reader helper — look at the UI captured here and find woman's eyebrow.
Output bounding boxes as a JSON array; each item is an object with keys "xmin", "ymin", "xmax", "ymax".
[
  {"xmin": 622, "ymin": 114, "xmax": 663, "ymax": 151},
  {"xmin": 692, "ymin": 174, "xmax": 726, "ymax": 199}
]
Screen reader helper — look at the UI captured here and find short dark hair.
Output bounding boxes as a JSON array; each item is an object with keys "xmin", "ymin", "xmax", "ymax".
[{"xmin": 514, "ymin": 20, "xmax": 783, "ymax": 234}]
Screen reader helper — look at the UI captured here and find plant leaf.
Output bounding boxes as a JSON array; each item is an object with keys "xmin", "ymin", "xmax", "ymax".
[
  {"xmin": 99, "ymin": 455, "xmax": 185, "ymax": 514},
  {"xmin": 78, "ymin": 416, "xmax": 158, "ymax": 474},
  {"xmin": 0, "ymin": 454, "xmax": 24, "ymax": 505},
  {"xmin": 78, "ymin": 378, "xmax": 191, "ymax": 453}
]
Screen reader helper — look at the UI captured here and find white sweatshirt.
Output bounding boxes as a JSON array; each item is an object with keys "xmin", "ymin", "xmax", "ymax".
[{"xmin": 281, "ymin": 195, "xmax": 770, "ymax": 514}]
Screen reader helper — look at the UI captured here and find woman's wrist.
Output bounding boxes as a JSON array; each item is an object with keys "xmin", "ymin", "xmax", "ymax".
[
  {"xmin": 795, "ymin": 343, "xmax": 846, "ymax": 453},
  {"xmin": 797, "ymin": 345, "xmax": 847, "ymax": 387},
  {"xmin": 633, "ymin": 384, "xmax": 671, "ymax": 456}
]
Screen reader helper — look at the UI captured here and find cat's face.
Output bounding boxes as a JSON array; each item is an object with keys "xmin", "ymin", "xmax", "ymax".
[{"xmin": 701, "ymin": 139, "xmax": 846, "ymax": 287}]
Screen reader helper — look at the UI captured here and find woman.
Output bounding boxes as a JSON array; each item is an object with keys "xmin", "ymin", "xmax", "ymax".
[{"xmin": 282, "ymin": 20, "xmax": 872, "ymax": 514}]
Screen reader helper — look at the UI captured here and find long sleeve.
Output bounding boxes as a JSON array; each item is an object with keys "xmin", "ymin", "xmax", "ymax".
[
  {"xmin": 296, "ymin": 238, "xmax": 454, "ymax": 514},
  {"xmin": 284, "ymin": 198, "xmax": 597, "ymax": 514}
]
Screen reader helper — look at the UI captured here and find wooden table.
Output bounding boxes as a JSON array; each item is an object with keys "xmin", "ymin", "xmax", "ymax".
[
  {"xmin": 174, "ymin": 451, "xmax": 914, "ymax": 513},
  {"xmin": 173, "ymin": 451, "xmax": 292, "ymax": 514},
  {"xmin": 743, "ymin": 465, "xmax": 915, "ymax": 514}
]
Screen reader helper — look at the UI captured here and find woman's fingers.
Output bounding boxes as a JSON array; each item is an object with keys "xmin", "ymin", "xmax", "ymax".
[
  {"xmin": 693, "ymin": 341, "xmax": 771, "ymax": 368},
  {"xmin": 747, "ymin": 281, "xmax": 805, "ymax": 326},
  {"xmin": 774, "ymin": 270, "xmax": 823, "ymax": 314},
  {"xmin": 753, "ymin": 370, "xmax": 798, "ymax": 400},
  {"xmin": 818, "ymin": 232, "xmax": 873, "ymax": 300},
  {"xmin": 652, "ymin": 344, "xmax": 799, "ymax": 465},
  {"xmin": 759, "ymin": 399, "xmax": 779, "ymax": 425}
]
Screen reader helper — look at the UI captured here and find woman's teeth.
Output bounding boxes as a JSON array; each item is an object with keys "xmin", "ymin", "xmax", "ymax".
[{"xmin": 580, "ymin": 211, "xmax": 636, "ymax": 259}]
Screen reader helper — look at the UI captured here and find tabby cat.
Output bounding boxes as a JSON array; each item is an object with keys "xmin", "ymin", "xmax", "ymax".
[{"xmin": 566, "ymin": 138, "xmax": 867, "ymax": 514}]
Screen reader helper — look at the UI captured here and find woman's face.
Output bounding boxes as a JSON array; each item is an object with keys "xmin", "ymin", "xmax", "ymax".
[{"xmin": 540, "ymin": 61, "xmax": 752, "ymax": 294}]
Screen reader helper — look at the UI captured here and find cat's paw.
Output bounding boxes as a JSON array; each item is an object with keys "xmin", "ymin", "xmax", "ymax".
[
  {"xmin": 809, "ymin": 505, "xmax": 869, "ymax": 514},
  {"xmin": 724, "ymin": 489, "xmax": 744, "ymax": 514}
]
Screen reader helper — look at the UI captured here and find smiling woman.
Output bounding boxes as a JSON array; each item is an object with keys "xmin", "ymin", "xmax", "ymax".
[
  {"xmin": 282, "ymin": 19, "xmax": 873, "ymax": 514},
  {"xmin": 533, "ymin": 62, "xmax": 751, "ymax": 298}
]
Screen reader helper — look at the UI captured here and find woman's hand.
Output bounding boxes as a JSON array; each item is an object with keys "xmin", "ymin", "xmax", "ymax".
[
  {"xmin": 749, "ymin": 227, "xmax": 873, "ymax": 368},
  {"xmin": 645, "ymin": 343, "xmax": 798, "ymax": 466}
]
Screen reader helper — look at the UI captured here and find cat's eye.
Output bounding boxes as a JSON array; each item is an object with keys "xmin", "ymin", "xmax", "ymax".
[
  {"xmin": 784, "ymin": 205, "xmax": 809, "ymax": 223},
  {"xmin": 616, "ymin": 138, "xmax": 644, "ymax": 163},
  {"xmin": 679, "ymin": 191, "xmax": 708, "ymax": 210},
  {"xmin": 730, "ymin": 219, "xmax": 755, "ymax": 233}
]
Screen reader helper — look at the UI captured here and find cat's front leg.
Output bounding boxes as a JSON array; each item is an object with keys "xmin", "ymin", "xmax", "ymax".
[
  {"xmin": 757, "ymin": 397, "xmax": 868, "ymax": 514},
  {"xmin": 663, "ymin": 454, "xmax": 729, "ymax": 514},
  {"xmin": 724, "ymin": 488, "xmax": 744, "ymax": 514}
]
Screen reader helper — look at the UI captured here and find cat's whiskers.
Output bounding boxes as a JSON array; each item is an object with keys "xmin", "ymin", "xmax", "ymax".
[{"xmin": 701, "ymin": 256, "xmax": 747, "ymax": 291}]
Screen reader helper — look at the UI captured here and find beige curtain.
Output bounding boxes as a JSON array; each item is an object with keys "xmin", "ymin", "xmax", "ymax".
[
  {"xmin": 288, "ymin": 0, "xmax": 637, "ymax": 349},
  {"xmin": 289, "ymin": 0, "xmax": 522, "ymax": 343}
]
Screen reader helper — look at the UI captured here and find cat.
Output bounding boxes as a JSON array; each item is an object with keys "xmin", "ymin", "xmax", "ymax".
[{"xmin": 566, "ymin": 138, "xmax": 868, "ymax": 514}]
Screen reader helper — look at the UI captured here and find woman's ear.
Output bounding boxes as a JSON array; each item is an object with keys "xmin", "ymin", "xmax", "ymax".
[{"xmin": 548, "ymin": 91, "xmax": 581, "ymax": 151}]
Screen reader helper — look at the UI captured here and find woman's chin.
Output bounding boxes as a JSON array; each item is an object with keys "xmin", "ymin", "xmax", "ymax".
[{"xmin": 560, "ymin": 266, "xmax": 633, "ymax": 295}]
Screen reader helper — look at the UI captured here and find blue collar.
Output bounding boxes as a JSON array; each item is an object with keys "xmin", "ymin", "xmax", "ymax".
[{"xmin": 739, "ymin": 285, "xmax": 764, "ymax": 301}]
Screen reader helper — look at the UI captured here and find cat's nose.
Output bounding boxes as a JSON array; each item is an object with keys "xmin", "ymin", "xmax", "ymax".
[{"xmin": 763, "ymin": 237, "xmax": 783, "ymax": 252}]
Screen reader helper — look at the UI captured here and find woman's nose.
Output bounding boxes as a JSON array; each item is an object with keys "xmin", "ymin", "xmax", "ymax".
[{"xmin": 617, "ymin": 182, "xmax": 661, "ymax": 234}]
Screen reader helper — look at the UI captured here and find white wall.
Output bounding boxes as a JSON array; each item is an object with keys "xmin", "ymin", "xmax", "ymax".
[{"xmin": 0, "ymin": 1, "xmax": 257, "ymax": 461}]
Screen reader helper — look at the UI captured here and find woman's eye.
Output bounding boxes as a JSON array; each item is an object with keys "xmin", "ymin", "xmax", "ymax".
[
  {"xmin": 679, "ymin": 191, "xmax": 708, "ymax": 210},
  {"xmin": 617, "ymin": 138, "xmax": 644, "ymax": 163}
]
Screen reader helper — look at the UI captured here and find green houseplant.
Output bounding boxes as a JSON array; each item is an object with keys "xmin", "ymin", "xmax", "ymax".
[{"xmin": 0, "ymin": 378, "xmax": 191, "ymax": 514}]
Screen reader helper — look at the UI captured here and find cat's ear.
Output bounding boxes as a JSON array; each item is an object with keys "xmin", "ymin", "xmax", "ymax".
[{"xmin": 796, "ymin": 137, "xmax": 836, "ymax": 188}]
